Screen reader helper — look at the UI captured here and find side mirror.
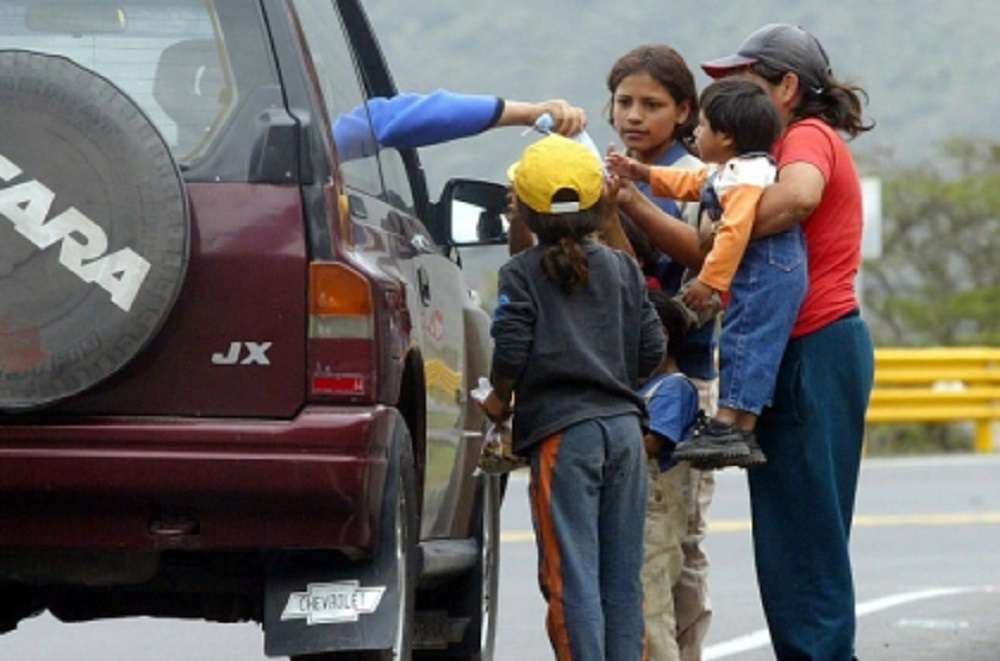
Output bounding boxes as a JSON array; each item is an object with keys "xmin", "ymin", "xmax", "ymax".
[{"xmin": 439, "ymin": 179, "xmax": 510, "ymax": 247}]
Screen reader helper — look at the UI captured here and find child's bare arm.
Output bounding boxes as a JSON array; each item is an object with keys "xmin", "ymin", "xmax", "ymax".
[
  {"xmin": 617, "ymin": 191, "xmax": 704, "ymax": 269},
  {"xmin": 595, "ymin": 179, "xmax": 636, "ymax": 257}
]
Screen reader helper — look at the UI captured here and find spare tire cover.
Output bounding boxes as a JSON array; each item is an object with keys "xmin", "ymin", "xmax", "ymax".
[{"xmin": 0, "ymin": 50, "xmax": 189, "ymax": 411}]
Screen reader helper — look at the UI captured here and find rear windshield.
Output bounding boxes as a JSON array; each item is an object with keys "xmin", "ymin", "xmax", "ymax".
[{"xmin": 0, "ymin": 0, "xmax": 278, "ymax": 167}]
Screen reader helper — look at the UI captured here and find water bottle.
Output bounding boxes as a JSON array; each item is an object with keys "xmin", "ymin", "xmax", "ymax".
[{"xmin": 530, "ymin": 112, "xmax": 605, "ymax": 171}]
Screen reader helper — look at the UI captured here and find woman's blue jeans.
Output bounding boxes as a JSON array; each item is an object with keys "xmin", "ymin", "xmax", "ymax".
[{"xmin": 748, "ymin": 311, "xmax": 874, "ymax": 660}]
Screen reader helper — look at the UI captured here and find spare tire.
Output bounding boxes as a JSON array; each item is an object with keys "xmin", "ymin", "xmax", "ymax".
[{"xmin": 0, "ymin": 50, "xmax": 189, "ymax": 411}]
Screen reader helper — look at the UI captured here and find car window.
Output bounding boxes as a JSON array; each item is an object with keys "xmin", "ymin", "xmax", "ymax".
[
  {"xmin": 379, "ymin": 148, "xmax": 416, "ymax": 215},
  {"xmin": 0, "ymin": 0, "xmax": 276, "ymax": 166},
  {"xmin": 289, "ymin": 0, "xmax": 383, "ymax": 197}
]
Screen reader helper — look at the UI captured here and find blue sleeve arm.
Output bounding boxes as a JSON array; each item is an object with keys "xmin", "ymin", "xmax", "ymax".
[
  {"xmin": 368, "ymin": 89, "xmax": 504, "ymax": 149},
  {"xmin": 331, "ymin": 104, "xmax": 380, "ymax": 162},
  {"xmin": 331, "ymin": 90, "xmax": 504, "ymax": 161}
]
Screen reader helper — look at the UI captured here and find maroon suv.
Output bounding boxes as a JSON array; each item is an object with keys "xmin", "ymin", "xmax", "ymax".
[{"xmin": 0, "ymin": 1, "xmax": 509, "ymax": 658}]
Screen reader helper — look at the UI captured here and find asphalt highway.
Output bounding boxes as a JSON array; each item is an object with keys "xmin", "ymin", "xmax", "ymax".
[{"xmin": 2, "ymin": 454, "xmax": 997, "ymax": 660}]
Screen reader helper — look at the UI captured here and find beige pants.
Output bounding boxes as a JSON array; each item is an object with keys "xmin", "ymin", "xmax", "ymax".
[{"xmin": 642, "ymin": 377, "xmax": 717, "ymax": 661}]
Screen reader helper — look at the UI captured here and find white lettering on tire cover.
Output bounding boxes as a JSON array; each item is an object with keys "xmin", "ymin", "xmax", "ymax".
[
  {"xmin": 281, "ymin": 581, "xmax": 386, "ymax": 625},
  {"xmin": 0, "ymin": 153, "xmax": 22, "ymax": 181},
  {"xmin": 0, "ymin": 152, "xmax": 151, "ymax": 313}
]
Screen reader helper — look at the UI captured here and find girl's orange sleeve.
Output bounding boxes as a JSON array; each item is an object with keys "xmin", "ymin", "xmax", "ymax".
[
  {"xmin": 649, "ymin": 166, "xmax": 709, "ymax": 202},
  {"xmin": 697, "ymin": 185, "xmax": 764, "ymax": 292}
]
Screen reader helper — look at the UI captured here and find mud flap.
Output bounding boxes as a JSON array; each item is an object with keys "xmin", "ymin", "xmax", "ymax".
[{"xmin": 263, "ymin": 415, "xmax": 409, "ymax": 658}]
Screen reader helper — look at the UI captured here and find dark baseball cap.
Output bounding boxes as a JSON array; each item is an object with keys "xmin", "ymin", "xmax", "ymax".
[{"xmin": 702, "ymin": 24, "xmax": 831, "ymax": 89}]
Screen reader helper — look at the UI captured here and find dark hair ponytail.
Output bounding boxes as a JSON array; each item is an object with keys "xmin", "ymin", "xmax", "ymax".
[
  {"xmin": 817, "ymin": 80, "xmax": 875, "ymax": 138},
  {"xmin": 751, "ymin": 61, "xmax": 875, "ymax": 139},
  {"xmin": 542, "ymin": 236, "xmax": 590, "ymax": 294},
  {"xmin": 522, "ymin": 189, "xmax": 604, "ymax": 294}
]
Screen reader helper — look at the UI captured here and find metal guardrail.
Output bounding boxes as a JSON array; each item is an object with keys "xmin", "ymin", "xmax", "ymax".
[{"xmin": 868, "ymin": 348, "xmax": 1000, "ymax": 453}]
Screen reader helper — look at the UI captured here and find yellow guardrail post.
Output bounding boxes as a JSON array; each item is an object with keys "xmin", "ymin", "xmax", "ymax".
[
  {"xmin": 976, "ymin": 421, "xmax": 994, "ymax": 454},
  {"xmin": 868, "ymin": 347, "xmax": 1000, "ymax": 454}
]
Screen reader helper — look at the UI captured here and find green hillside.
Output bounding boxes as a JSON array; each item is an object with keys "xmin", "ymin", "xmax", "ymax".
[{"xmin": 365, "ymin": 0, "xmax": 1000, "ymax": 192}]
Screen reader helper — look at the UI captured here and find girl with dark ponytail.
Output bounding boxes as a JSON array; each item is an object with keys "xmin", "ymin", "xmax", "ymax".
[
  {"xmin": 482, "ymin": 134, "xmax": 665, "ymax": 659},
  {"xmin": 523, "ymin": 188, "xmax": 605, "ymax": 293}
]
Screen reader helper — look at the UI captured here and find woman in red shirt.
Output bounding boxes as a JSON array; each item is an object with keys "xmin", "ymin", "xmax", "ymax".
[{"xmin": 702, "ymin": 23, "xmax": 875, "ymax": 661}]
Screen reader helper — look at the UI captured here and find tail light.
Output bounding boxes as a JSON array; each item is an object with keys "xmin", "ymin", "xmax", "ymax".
[{"xmin": 308, "ymin": 261, "xmax": 375, "ymax": 401}]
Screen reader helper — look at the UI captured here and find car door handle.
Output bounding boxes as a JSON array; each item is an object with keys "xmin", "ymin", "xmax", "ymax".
[{"xmin": 417, "ymin": 266, "xmax": 432, "ymax": 306}]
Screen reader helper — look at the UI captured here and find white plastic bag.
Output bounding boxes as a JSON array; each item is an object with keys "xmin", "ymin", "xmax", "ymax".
[{"xmin": 470, "ymin": 377, "xmax": 527, "ymax": 474}]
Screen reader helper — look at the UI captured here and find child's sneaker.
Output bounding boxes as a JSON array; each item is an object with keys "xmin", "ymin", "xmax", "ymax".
[
  {"xmin": 733, "ymin": 431, "xmax": 767, "ymax": 468},
  {"xmin": 673, "ymin": 415, "xmax": 750, "ymax": 469}
]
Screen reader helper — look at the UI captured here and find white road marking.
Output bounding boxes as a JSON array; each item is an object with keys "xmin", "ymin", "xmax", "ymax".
[
  {"xmin": 702, "ymin": 628, "xmax": 772, "ymax": 660},
  {"xmin": 859, "ymin": 454, "xmax": 1000, "ymax": 470},
  {"xmin": 703, "ymin": 585, "xmax": 996, "ymax": 660},
  {"xmin": 896, "ymin": 618, "xmax": 970, "ymax": 631},
  {"xmin": 506, "ymin": 470, "xmax": 531, "ymax": 484}
]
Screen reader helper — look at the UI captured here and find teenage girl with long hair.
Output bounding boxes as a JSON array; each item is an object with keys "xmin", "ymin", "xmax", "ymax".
[{"xmin": 606, "ymin": 44, "xmax": 718, "ymax": 661}]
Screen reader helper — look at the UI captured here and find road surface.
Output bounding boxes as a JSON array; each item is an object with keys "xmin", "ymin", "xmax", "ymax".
[{"xmin": 2, "ymin": 454, "xmax": 998, "ymax": 660}]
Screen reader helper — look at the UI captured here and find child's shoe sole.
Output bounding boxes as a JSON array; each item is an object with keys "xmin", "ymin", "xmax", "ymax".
[
  {"xmin": 732, "ymin": 433, "xmax": 767, "ymax": 468},
  {"xmin": 674, "ymin": 439, "xmax": 750, "ymax": 469}
]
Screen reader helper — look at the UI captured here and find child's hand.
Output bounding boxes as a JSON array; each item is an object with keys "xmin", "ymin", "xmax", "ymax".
[
  {"xmin": 609, "ymin": 175, "xmax": 640, "ymax": 207},
  {"xmin": 682, "ymin": 280, "xmax": 719, "ymax": 312},
  {"xmin": 605, "ymin": 146, "xmax": 649, "ymax": 182},
  {"xmin": 479, "ymin": 390, "xmax": 512, "ymax": 423},
  {"xmin": 603, "ymin": 173, "xmax": 622, "ymax": 203}
]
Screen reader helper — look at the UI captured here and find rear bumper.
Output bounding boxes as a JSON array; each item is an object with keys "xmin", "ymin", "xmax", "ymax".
[{"xmin": 0, "ymin": 406, "xmax": 397, "ymax": 551}]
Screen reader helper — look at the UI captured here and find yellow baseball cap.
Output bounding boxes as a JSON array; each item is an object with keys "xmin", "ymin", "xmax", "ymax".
[{"xmin": 507, "ymin": 134, "xmax": 603, "ymax": 214}]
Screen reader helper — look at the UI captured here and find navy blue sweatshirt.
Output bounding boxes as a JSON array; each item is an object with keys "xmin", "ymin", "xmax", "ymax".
[{"xmin": 491, "ymin": 241, "xmax": 666, "ymax": 453}]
